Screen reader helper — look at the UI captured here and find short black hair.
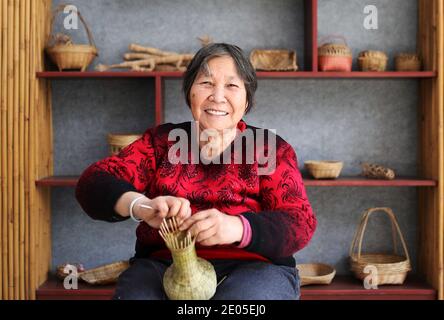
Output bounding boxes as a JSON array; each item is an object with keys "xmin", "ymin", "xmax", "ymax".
[{"xmin": 183, "ymin": 43, "xmax": 257, "ymax": 114}]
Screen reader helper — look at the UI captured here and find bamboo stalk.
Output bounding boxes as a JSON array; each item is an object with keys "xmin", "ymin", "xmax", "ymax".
[
  {"xmin": 28, "ymin": 0, "xmax": 36, "ymax": 300},
  {"xmin": 0, "ymin": 0, "xmax": 3, "ymax": 301},
  {"xmin": 23, "ymin": 0, "xmax": 30, "ymax": 300},
  {"xmin": 1, "ymin": 0, "xmax": 8, "ymax": 301},
  {"xmin": 13, "ymin": 0, "xmax": 20, "ymax": 299},
  {"xmin": 19, "ymin": 0, "xmax": 26, "ymax": 300}
]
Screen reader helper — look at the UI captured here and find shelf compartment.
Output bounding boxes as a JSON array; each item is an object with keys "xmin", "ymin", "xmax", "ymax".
[
  {"xmin": 37, "ymin": 71, "xmax": 437, "ymax": 79},
  {"xmin": 36, "ymin": 175, "xmax": 437, "ymax": 187},
  {"xmin": 36, "ymin": 275, "xmax": 435, "ymax": 300}
]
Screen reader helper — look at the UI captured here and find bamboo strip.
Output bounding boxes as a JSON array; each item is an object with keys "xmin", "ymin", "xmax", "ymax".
[{"xmin": 1, "ymin": 0, "xmax": 8, "ymax": 301}]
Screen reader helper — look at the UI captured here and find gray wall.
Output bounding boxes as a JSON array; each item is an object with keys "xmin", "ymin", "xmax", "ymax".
[{"xmin": 51, "ymin": 0, "xmax": 419, "ymax": 275}]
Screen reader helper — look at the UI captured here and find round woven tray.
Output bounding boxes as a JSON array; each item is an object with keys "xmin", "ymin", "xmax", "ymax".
[
  {"xmin": 304, "ymin": 160, "xmax": 343, "ymax": 179},
  {"xmin": 296, "ymin": 263, "xmax": 336, "ymax": 286}
]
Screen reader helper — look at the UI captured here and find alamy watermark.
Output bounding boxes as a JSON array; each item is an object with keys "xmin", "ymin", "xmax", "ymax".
[
  {"xmin": 168, "ymin": 121, "xmax": 277, "ymax": 176},
  {"xmin": 363, "ymin": 5, "xmax": 378, "ymax": 30}
]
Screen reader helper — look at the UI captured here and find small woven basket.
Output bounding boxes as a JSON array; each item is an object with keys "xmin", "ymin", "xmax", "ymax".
[
  {"xmin": 46, "ymin": 4, "xmax": 98, "ymax": 71},
  {"xmin": 349, "ymin": 207, "xmax": 411, "ymax": 285},
  {"xmin": 107, "ymin": 133, "xmax": 142, "ymax": 156},
  {"xmin": 395, "ymin": 53, "xmax": 422, "ymax": 71},
  {"xmin": 296, "ymin": 263, "xmax": 336, "ymax": 286},
  {"xmin": 318, "ymin": 35, "xmax": 353, "ymax": 72},
  {"xmin": 250, "ymin": 49, "xmax": 298, "ymax": 71},
  {"xmin": 358, "ymin": 50, "xmax": 388, "ymax": 71},
  {"xmin": 79, "ymin": 261, "xmax": 130, "ymax": 285},
  {"xmin": 304, "ymin": 160, "xmax": 343, "ymax": 179}
]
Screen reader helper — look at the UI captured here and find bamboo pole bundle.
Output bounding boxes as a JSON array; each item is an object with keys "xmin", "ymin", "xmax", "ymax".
[
  {"xmin": 0, "ymin": 0, "xmax": 51, "ymax": 300},
  {"xmin": 7, "ymin": 0, "xmax": 14, "ymax": 300}
]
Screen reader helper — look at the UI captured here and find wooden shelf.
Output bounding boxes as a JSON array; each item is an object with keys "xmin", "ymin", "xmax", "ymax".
[
  {"xmin": 36, "ymin": 275, "xmax": 435, "ymax": 300},
  {"xmin": 35, "ymin": 175, "xmax": 437, "ymax": 187},
  {"xmin": 36, "ymin": 71, "xmax": 437, "ymax": 79}
]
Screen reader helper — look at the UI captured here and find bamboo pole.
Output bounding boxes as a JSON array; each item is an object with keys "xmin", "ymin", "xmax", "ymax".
[
  {"xmin": 0, "ymin": 0, "xmax": 4, "ymax": 301},
  {"xmin": 19, "ymin": 0, "xmax": 26, "ymax": 300},
  {"xmin": 28, "ymin": 0, "xmax": 36, "ymax": 300},
  {"xmin": 24, "ymin": 0, "xmax": 30, "ymax": 300},
  {"xmin": 1, "ymin": 0, "xmax": 8, "ymax": 301}
]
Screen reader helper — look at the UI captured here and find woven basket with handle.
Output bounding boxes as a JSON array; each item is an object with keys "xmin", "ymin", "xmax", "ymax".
[
  {"xmin": 318, "ymin": 35, "xmax": 353, "ymax": 72},
  {"xmin": 46, "ymin": 4, "xmax": 98, "ymax": 71},
  {"xmin": 349, "ymin": 207, "xmax": 411, "ymax": 285}
]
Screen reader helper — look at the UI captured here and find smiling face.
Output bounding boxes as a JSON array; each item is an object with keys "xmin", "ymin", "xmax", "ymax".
[{"xmin": 189, "ymin": 56, "xmax": 248, "ymax": 132}]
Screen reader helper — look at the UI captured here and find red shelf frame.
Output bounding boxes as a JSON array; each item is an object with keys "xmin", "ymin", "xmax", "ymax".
[{"xmin": 35, "ymin": 175, "xmax": 437, "ymax": 188}]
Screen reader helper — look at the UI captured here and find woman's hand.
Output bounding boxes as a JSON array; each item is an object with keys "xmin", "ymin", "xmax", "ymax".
[
  {"xmin": 134, "ymin": 196, "xmax": 192, "ymax": 229},
  {"xmin": 178, "ymin": 208, "xmax": 243, "ymax": 246}
]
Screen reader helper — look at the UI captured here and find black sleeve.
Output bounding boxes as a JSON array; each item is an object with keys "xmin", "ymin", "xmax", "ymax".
[{"xmin": 75, "ymin": 168, "xmax": 137, "ymax": 222}]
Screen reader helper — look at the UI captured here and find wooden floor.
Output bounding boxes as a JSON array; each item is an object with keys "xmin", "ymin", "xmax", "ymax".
[{"xmin": 36, "ymin": 275, "xmax": 436, "ymax": 300}]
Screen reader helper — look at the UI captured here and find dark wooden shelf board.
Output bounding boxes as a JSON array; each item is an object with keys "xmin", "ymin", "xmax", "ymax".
[
  {"xmin": 36, "ymin": 71, "xmax": 437, "ymax": 79},
  {"xmin": 303, "ymin": 176, "xmax": 437, "ymax": 187},
  {"xmin": 36, "ymin": 175, "xmax": 437, "ymax": 188},
  {"xmin": 36, "ymin": 275, "xmax": 435, "ymax": 300}
]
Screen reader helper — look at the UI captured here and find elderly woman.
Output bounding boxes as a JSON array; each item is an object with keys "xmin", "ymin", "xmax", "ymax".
[{"xmin": 75, "ymin": 43, "xmax": 317, "ymax": 300}]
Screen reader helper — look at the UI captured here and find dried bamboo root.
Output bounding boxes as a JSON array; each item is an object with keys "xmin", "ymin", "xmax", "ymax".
[
  {"xmin": 129, "ymin": 43, "xmax": 178, "ymax": 56},
  {"xmin": 96, "ymin": 43, "xmax": 195, "ymax": 72},
  {"xmin": 361, "ymin": 162, "xmax": 396, "ymax": 180}
]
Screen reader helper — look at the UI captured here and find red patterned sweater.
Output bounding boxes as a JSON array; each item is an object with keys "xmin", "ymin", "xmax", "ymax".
[{"xmin": 75, "ymin": 120, "xmax": 317, "ymax": 267}]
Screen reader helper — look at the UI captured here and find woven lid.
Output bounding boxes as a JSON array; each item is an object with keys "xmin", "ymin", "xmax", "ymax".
[
  {"xmin": 395, "ymin": 53, "xmax": 421, "ymax": 61},
  {"xmin": 358, "ymin": 50, "xmax": 388, "ymax": 59},
  {"xmin": 318, "ymin": 43, "xmax": 352, "ymax": 57}
]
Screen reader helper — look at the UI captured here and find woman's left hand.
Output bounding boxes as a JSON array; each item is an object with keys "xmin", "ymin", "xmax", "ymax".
[{"xmin": 178, "ymin": 208, "xmax": 244, "ymax": 246}]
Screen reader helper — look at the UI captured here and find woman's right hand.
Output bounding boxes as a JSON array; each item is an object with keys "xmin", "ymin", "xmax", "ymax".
[{"xmin": 133, "ymin": 196, "xmax": 192, "ymax": 229}]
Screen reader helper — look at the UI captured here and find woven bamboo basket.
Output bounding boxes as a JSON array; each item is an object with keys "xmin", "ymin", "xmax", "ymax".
[
  {"xmin": 395, "ymin": 53, "xmax": 422, "ymax": 71},
  {"xmin": 304, "ymin": 160, "xmax": 343, "ymax": 179},
  {"xmin": 79, "ymin": 261, "xmax": 130, "ymax": 285},
  {"xmin": 250, "ymin": 49, "xmax": 298, "ymax": 71},
  {"xmin": 107, "ymin": 133, "xmax": 143, "ymax": 156},
  {"xmin": 318, "ymin": 35, "xmax": 353, "ymax": 72},
  {"xmin": 46, "ymin": 4, "xmax": 98, "ymax": 71},
  {"xmin": 349, "ymin": 207, "xmax": 411, "ymax": 285},
  {"xmin": 296, "ymin": 263, "xmax": 336, "ymax": 286},
  {"xmin": 358, "ymin": 50, "xmax": 388, "ymax": 71},
  {"xmin": 159, "ymin": 218, "xmax": 217, "ymax": 300}
]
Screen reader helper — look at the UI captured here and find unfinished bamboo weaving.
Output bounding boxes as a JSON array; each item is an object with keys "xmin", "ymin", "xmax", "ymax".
[{"xmin": 159, "ymin": 218, "xmax": 217, "ymax": 300}]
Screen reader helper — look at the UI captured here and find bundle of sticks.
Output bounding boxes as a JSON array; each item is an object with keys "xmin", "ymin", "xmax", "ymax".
[{"xmin": 96, "ymin": 43, "xmax": 195, "ymax": 72}]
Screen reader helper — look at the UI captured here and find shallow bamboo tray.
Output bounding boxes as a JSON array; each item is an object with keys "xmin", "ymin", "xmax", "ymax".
[
  {"xmin": 250, "ymin": 49, "xmax": 298, "ymax": 71},
  {"xmin": 305, "ymin": 160, "xmax": 343, "ymax": 179},
  {"xmin": 297, "ymin": 263, "xmax": 336, "ymax": 286}
]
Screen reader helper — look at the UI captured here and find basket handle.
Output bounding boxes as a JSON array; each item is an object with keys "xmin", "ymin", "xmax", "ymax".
[
  {"xmin": 319, "ymin": 34, "xmax": 349, "ymax": 47},
  {"xmin": 47, "ymin": 3, "xmax": 97, "ymax": 49},
  {"xmin": 349, "ymin": 207, "xmax": 411, "ymax": 264}
]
